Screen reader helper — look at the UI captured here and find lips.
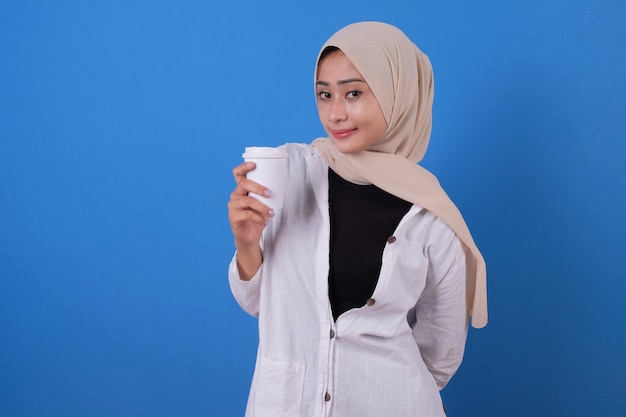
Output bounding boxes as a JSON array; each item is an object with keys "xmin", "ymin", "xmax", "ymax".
[{"xmin": 330, "ymin": 128, "xmax": 357, "ymax": 139}]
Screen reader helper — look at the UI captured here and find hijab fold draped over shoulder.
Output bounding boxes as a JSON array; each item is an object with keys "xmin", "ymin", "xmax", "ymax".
[{"xmin": 312, "ymin": 21, "xmax": 487, "ymax": 328}]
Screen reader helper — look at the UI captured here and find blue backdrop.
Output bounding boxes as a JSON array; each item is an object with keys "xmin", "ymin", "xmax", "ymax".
[{"xmin": 1, "ymin": 1, "xmax": 625, "ymax": 416}]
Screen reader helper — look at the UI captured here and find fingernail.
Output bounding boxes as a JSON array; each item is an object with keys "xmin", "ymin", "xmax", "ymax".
[
  {"xmin": 268, "ymin": 209, "xmax": 275, "ymax": 217},
  {"xmin": 263, "ymin": 189, "xmax": 272, "ymax": 197},
  {"xmin": 245, "ymin": 162, "xmax": 254, "ymax": 168}
]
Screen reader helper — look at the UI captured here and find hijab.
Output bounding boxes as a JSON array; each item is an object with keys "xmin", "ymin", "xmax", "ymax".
[{"xmin": 312, "ymin": 21, "xmax": 487, "ymax": 328}]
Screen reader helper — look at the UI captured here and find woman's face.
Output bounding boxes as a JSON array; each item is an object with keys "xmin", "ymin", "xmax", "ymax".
[{"xmin": 316, "ymin": 50, "xmax": 388, "ymax": 154}]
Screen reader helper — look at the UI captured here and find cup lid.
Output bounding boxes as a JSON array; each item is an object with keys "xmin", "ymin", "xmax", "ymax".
[{"xmin": 242, "ymin": 146, "xmax": 288, "ymax": 158}]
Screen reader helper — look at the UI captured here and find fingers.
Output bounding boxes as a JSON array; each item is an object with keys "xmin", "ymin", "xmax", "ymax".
[
  {"xmin": 228, "ymin": 194, "xmax": 274, "ymax": 224},
  {"xmin": 233, "ymin": 161, "xmax": 255, "ymax": 183},
  {"xmin": 229, "ymin": 162, "xmax": 275, "ymax": 225},
  {"xmin": 232, "ymin": 162, "xmax": 270, "ymax": 200},
  {"xmin": 228, "ymin": 194, "xmax": 274, "ymax": 247},
  {"xmin": 228, "ymin": 162, "xmax": 275, "ymax": 247}
]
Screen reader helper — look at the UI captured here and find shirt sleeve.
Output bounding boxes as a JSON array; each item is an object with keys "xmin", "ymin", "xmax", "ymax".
[
  {"xmin": 228, "ymin": 252, "xmax": 264, "ymax": 317},
  {"xmin": 411, "ymin": 226, "xmax": 469, "ymax": 390}
]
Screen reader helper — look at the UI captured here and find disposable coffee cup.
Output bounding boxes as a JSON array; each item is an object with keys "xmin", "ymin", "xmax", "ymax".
[{"xmin": 242, "ymin": 147, "xmax": 289, "ymax": 209}]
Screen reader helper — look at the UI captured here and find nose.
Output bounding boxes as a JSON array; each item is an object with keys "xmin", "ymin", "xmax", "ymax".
[{"xmin": 328, "ymin": 98, "xmax": 347, "ymax": 123}]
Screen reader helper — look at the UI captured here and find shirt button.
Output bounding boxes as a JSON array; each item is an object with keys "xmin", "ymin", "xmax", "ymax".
[
  {"xmin": 324, "ymin": 392, "xmax": 331, "ymax": 401},
  {"xmin": 366, "ymin": 298, "xmax": 376, "ymax": 306},
  {"xmin": 330, "ymin": 329, "xmax": 336, "ymax": 339},
  {"xmin": 387, "ymin": 236, "xmax": 397, "ymax": 244}
]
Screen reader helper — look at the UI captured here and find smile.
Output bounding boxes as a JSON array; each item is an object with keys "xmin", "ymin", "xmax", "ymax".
[{"xmin": 330, "ymin": 128, "xmax": 357, "ymax": 139}]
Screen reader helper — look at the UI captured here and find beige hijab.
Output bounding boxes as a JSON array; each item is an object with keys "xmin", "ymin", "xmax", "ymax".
[{"xmin": 312, "ymin": 22, "xmax": 487, "ymax": 328}]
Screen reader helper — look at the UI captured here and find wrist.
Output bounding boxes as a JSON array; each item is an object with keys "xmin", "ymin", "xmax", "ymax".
[{"xmin": 235, "ymin": 243, "xmax": 263, "ymax": 281}]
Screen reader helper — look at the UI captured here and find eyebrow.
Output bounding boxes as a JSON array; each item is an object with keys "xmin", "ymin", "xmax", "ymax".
[{"xmin": 316, "ymin": 78, "xmax": 367, "ymax": 86}]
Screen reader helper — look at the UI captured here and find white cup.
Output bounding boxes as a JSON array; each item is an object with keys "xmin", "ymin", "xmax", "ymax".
[{"xmin": 242, "ymin": 147, "xmax": 289, "ymax": 209}]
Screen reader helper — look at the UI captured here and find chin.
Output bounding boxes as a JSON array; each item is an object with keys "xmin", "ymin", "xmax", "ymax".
[{"xmin": 332, "ymin": 140, "xmax": 358, "ymax": 154}]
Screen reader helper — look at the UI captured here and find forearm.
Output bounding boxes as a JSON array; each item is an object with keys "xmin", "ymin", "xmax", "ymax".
[
  {"xmin": 235, "ymin": 242, "xmax": 263, "ymax": 281},
  {"xmin": 228, "ymin": 253, "xmax": 262, "ymax": 317},
  {"xmin": 414, "ymin": 310, "xmax": 468, "ymax": 389},
  {"xmin": 414, "ymin": 233, "xmax": 468, "ymax": 389}
]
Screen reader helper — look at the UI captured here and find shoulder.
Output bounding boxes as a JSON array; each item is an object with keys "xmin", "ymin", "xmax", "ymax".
[
  {"xmin": 409, "ymin": 207, "xmax": 457, "ymax": 237},
  {"xmin": 421, "ymin": 211, "xmax": 465, "ymax": 273},
  {"xmin": 274, "ymin": 142, "xmax": 327, "ymax": 191},
  {"xmin": 278, "ymin": 143, "xmax": 321, "ymax": 159},
  {"xmin": 277, "ymin": 142, "xmax": 326, "ymax": 173},
  {"xmin": 401, "ymin": 207, "xmax": 462, "ymax": 257}
]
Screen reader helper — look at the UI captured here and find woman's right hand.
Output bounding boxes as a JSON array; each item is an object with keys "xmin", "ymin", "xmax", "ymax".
[{"xmin": 227, "ymin": 162, "xmax": 274, "ymax": 279}]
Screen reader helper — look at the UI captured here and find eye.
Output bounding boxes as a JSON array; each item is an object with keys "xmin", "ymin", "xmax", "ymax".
[
  {"xmin": 347, "ymin": 90, "xmax": 362, "ymax": 98},
  {"xmin": 317, "ymin": 91, "xmax": 332, "ymax": 100}
]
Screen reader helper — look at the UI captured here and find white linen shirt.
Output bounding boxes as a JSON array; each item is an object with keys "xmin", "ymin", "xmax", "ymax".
[{"xmin": 229, "ymin": 144, "xmax": 468, "ymax": 417}]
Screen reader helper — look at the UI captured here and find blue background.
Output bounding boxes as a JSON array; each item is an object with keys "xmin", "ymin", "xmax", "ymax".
[{"xmin": 1, "ymin": 1, "xmax": 625, "ymax": 416}]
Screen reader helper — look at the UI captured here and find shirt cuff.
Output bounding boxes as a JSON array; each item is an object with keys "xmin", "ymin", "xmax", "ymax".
[{"xmin": 228, "ymin": 252, "xmax": 263, "ymax": 317}]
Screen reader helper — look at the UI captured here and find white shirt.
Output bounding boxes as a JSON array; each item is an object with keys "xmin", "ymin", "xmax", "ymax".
[{"xmin": 229, "ymin": 144, "xmax": 468, "ymax": 417}]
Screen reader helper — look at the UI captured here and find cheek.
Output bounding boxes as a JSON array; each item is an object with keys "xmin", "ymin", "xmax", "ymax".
[
  {"xmin": 317, "ymin": 101, "xmax": 333, "ymax": 122},
  {"xmin": 369, "ymin": 101, "xmax": 388, "ymax": 131},
  {"xmin": 317, "ymin": 105, "xmax": 325, "ymax": 124},
  {"xmin": 354, "ymin": 100, "xmax": 377, "ymax": 120},
  {"xmin": 317, "ymin": 105, "xmax": 332, "ymax": 134},
  {"xmin": 376, "ymin": 113, "xmax": 388, "ymax": 133},
  {"xmin": 369, "ymin": 110, "xmax": 388, "ymax": 140},
  {"xmin": 359, "ymin": 102, "xmax": 384, "ymax": 127}
]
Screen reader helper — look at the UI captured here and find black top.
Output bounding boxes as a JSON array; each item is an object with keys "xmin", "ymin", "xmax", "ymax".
[{"xmin": 327, "ymin": 168, "xmax": 412, "ymax": 321}]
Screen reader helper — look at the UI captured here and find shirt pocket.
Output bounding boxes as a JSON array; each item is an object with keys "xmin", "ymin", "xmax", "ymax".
[{"xmin": 252, "ymin": 357, "xmax": 306, "ymax": 416}]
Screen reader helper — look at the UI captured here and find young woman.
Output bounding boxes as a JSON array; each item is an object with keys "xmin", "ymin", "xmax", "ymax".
[{"xmin": 227, "ymin": 21, "xmax": 487, "ymax": 417}]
